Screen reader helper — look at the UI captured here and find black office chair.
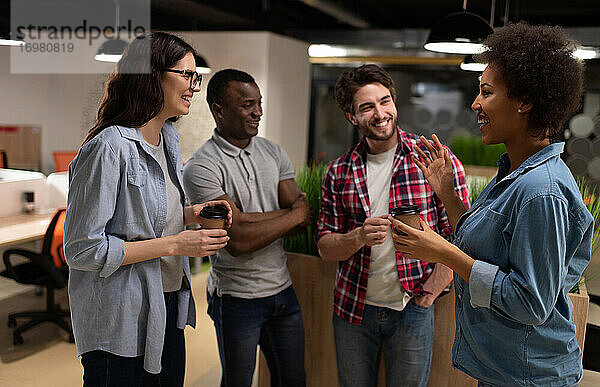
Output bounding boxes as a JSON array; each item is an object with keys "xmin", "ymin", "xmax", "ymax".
[
  {"xmin": 1, "ymin": 208, "xmax": 73, "ymax": 345},
  {"xmin": 584, "ymin": 294, "xmax": 600, "ymax": 372}
]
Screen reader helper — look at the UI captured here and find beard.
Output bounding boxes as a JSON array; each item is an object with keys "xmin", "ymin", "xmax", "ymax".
[{"xmin": 358, "ymin": 116, "xmax": 397, "ymax": 141}]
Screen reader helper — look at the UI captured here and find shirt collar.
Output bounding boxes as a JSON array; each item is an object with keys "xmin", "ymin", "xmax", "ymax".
[
  {"xmin": 116, "ymin": 125, "xmax": 143, "ymax": 142},
  {"xmin": 115, "ymin": 122, "xmax": 180, "ymax": 159},
  {"xmin": 212, "ymin": 129, "xmax": 254, "ymax": 157},
  {"xmin": 497, "ymin": 142, "xmax": 564, "ymax": 181},
  {"xmin": 115, "ymin": 122, "xmax": 179, "ymax": 142}
]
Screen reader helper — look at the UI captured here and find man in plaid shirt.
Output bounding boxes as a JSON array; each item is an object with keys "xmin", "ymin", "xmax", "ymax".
[{"xmin": 316, "ymin": 64, "xmax": 469, "ymax": 387}]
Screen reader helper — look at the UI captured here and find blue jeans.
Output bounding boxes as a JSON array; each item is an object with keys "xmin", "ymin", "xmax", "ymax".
[
  {"xmin": 333, "ymin": 300, "xmax": 434, "ymax": 387},
  {"xmin": 207, "ymin": 285, "xmax": 306, "ymax": 387},
  {"xmin": 81, "ymin": 291, "xmax": 185, "ymax": 387}
]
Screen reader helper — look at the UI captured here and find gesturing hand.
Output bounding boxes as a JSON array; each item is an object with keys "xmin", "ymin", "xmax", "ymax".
[
  {"xmin": 360, "ymin": 216, "xmax": 391, "ymax": 247},
  {"xmin": 412, "ymin": 134, "xmax": 455, "ymax": 198}
]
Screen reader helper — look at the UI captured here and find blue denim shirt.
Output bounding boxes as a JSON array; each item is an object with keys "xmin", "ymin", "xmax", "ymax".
[
  {"xmin": 452, "ymin": 143, "xmax": 593, "ymax": 386},
  {"xmin": 64, "ymin": 124, "xmax": 196, "ymax": 374}
]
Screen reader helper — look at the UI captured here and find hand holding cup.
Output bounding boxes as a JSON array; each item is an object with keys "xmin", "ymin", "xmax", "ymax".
[{"xmin": 388, "ymin": 215, "xmax": 449, "ymax": 264}]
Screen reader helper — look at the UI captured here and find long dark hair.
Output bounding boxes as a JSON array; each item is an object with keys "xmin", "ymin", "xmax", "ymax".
[{"xmin": 83, "ymin": 32, "xmax": 197, "ymax": 145}]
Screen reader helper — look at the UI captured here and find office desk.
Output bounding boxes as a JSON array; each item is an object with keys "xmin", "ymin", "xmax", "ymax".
[{"xmin": 0, "ymin": 212, "xmax": 54, "ymax": 248}]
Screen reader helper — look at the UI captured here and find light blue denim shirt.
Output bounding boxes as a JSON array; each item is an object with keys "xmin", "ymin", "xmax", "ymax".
[
  {"xmin": 64, "ymin": 124, "xmax": 195, "ymax": 374},
  {"xmin": 452, "ymin": 143, "xmax": 593, "ymax": 386}
]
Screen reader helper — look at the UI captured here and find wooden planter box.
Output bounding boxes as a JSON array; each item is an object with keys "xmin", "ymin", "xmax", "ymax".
[
  {"xmin": 463, "ymin": 165, "xmax": 497, "ymax": 178},
  {"xmin": 258, "ymin": 253, "xmax": 590, "ymax": 386},
  {"xmin": 570, "ymin": 280, "xmax": 590, "ymax": 352}
]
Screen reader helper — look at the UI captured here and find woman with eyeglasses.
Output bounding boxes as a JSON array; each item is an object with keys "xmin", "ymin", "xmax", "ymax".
[{"xmin": 64, "ymin": 32, "xmax": 232, "ymax": 386}]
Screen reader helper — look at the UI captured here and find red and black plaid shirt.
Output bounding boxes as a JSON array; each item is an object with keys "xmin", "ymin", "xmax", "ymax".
[{"xmin": 316, "ymin": 128, "xmax": 470, "ymax": 325}]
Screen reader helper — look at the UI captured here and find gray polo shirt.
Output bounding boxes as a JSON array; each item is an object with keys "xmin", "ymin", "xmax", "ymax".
[{"xmin": 182, "ymin": 130, "xmax": 295, "ymax": 299}]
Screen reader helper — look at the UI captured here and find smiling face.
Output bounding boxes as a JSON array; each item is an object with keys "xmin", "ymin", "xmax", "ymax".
[
  {"xmin": 346, "ymin": 82, "xmax": 398, "ymax": 154},
  {"xmin": 160, "ymin": 52, "xmax": 199, "ymax": 118},
  {"xmin": 216, "ymin": 81, "xmax": 263, "ymax": 148},
  {"xmin": 471, "ymin": 64, "xmax": 525, "ymax": 146}
]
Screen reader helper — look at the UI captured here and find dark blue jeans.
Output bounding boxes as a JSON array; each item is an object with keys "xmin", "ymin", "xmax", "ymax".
[
  {"xmin": 81, "ymin": 291, "xmax": 185, "ymax": 387},
  {"xmin": 207, "ymin": 285, "xmax": 306, "ymax": 387},
  {"xmin": 333, "ymin": 300, "xmax": 434, "ymax": 387}
]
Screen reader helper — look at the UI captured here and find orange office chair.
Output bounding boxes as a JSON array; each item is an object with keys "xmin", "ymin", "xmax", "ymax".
[
  {"xmin": 1, "ymin": 208, "xmax": 73, "ymax": 345},
  {"xmin": 0, "ymin": 150, "xmax": 7, "ymax": 168},
  {"xmin": 52, "ymin": 151, "xmax": 77, "ymax": 173}
]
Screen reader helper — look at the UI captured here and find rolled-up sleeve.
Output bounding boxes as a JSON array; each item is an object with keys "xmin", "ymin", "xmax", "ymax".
[
  {"xmin": 64, "ymin": 141, "xmax": 125, "ymax": 277},
  {"xmin": 469, "ymin": 195, "xmax": 569, "ymax": 325},
  {"xmin": 469, "ymin": 260, "xmax": 499, "ymax": 308}
]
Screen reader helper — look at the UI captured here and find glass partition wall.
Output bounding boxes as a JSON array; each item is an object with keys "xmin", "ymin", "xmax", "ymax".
[{"xmin": 308, "ymin": 61, "xmax": 600, "ymax": 188}]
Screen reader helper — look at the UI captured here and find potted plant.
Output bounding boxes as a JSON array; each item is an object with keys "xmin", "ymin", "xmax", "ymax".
[
  {"xmin": 570, "ymin": 178, "xmax": 600, "ymax": 353},
  {"xmin": 451, "ymin": 136, "xmax": 505, "ymax": 178}
]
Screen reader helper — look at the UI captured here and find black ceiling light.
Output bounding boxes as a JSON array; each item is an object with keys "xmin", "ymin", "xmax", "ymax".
[
  {"xmin": 0, "ymin": 1, "xmax": 25, "ymax": 46},
  {"xmin": 459, "ymin": 0, "xmax": 498, "ymax": 71},
  {"xmin": 95, "ymin": 0, "xmax": 127, "ymax": 63},
  {"xmin": 424, "ymin": 0, "xmax": 492, "ymax": 55},
  {"xmin": 0, "ymin": 30, "xmax": 24, "ymax": 46},
  {"xmin": 95, "ymin": 38, "xmax": 128, "ymax": 63},
  {"xmin": 460, "ymin": 54, "xmax": 487, "ymax": 72},
  {"xmin": 195, "ymin": 54, "xmax": 211, "ymax": 75}
]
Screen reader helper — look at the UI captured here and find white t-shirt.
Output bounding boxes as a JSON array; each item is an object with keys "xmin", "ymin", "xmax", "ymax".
[
  {"xmin": 143, "ymin": 133, "xmax": 184, "ymax": 292},
  {"xmin": 365, "ymin": 146, "xmax": 411, "ymax": 311}
]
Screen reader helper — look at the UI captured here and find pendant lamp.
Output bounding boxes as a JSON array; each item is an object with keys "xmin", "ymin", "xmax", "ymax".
[
  {"xmin": 95, "ymin": 0, "xmax": 127, "ymax": 63},
  {"xmin": 195, "ymin": 54, "xmax": 211, "ymax": 74},
  {"xmin": 460, "ymin": 54, "xmax": 487, "ymax": 72},
  {"xmin": 0, "ymin": 30, "xmax": 25, "ymax": 46},
  {"xmin": 95, "ymin": 38, "xmax": 128, "ymax": 62},
  {"xmin": 424, "ymin": 1, "xmax": 492, "ymax": 55}
]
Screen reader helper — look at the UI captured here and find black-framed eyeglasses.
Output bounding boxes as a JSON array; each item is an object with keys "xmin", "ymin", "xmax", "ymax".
[{"xmin": 164, "ymin": 69, "xmax": 202, "ymax": 89}]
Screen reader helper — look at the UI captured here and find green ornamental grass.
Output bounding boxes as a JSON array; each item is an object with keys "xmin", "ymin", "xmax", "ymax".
[
  {"xmin": 284, "ymin": 163, "xmax": 329, "ymax": 256},
  {"xmin": 284, "ymin": 162, "xmax": 599, "ymax": 294}
]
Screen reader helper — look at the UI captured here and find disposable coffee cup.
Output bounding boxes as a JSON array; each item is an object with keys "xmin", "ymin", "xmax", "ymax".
[
  {"xmin": 390, "ymin": 205, "xmax": 420, "ymax": 235},
  {"xmin": 199, "ymin": 205, "xmax": 228, "ymax": 229}
]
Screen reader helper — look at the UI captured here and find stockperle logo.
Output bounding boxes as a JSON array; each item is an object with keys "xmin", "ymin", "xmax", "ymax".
[{"xmin": 10, "ymin": 0, "xmax": 150, "ymax": 74}]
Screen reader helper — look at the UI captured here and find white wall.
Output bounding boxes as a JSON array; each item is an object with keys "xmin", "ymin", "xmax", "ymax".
[
  {"xmin": 0, "ymin": 31, "xmax": 311, "ymax": 174},
  {"xmin": 0, "ymin": 45, "xmax": 106, "ymax": 174},
  {"xmin": 264, "ymin": 34, "xmax": 311, "ymax": 169}
]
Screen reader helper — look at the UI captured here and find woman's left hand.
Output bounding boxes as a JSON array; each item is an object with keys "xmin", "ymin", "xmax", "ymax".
[
  {"xmin": 191, "ymin": 200, "xmax": 233, "ymax": 228},
  {"xmin": 387, "ymin": 215, "xmax": 451, "ymax": 264}
]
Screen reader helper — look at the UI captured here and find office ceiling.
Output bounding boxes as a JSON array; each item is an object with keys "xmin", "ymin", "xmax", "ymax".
[
  {"xmin": 151, "ymin": 0, "xmax": 600, "ymax": 40},
  {"xmin": 1, "ymin": 1, "xmax": 598, "ymax": 47}
]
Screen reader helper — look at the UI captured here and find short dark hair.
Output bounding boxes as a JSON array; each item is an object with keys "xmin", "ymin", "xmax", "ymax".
[
  {"xmin": 206, "ymin": 69, "xmax": 255, "ymax": 108},
  {"xmin": 334, "ymin": 64, "xmax": 397, "ymax": 114},
  {"xmin": 474, "ymin": 22, "xmax": 584, "ymax": 141}
]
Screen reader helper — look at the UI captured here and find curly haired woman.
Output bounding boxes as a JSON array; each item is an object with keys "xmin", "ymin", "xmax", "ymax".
[{"xmin": 390, "ymin": 22, "xmax": 593, "ymax": 386}]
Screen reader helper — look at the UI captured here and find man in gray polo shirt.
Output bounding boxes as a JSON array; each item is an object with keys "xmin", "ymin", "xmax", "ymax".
[{"xmin": 183, "ymin": 69, "xmax": 310, "ymax": 387}]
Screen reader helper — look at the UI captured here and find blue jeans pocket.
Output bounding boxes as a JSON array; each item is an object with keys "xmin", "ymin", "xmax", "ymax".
[{"xmin": 410, "ymin": 299, "xmax": 433, "ymax": 312}]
